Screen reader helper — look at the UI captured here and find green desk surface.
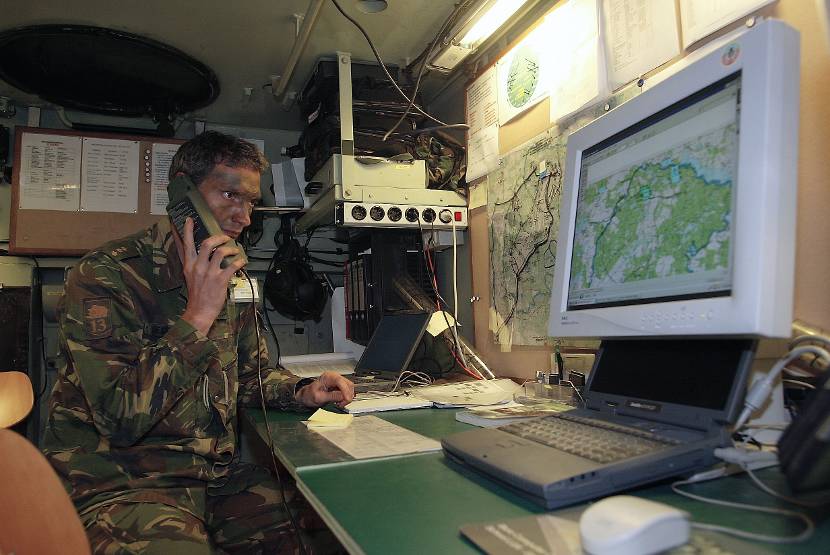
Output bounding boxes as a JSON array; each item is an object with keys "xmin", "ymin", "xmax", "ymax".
[
  {"xmin": 243, "ymin": 407, "xmax": 471, "ymax": 474},
  {"xmin": 243, "ymin": 408, "xmax": 830, "ymax": 555}
]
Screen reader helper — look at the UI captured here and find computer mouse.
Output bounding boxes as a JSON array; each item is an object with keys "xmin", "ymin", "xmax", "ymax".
[{"xmin": 579, "ymin": 495, "xmax": 690, "ymax": 555}]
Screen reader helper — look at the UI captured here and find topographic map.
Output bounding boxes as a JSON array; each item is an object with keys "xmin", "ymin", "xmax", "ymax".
[
  {"xmin": 569, "ymin": 123, "xmax": 736, "ymax": 295},
  {"xmin": 488, "ymin": 128, "xmax": 565, "ymax": 346}
]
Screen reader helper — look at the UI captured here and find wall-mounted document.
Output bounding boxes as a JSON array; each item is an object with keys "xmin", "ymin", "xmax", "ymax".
[
  {"xmin": 679, "ymin": 0, "xmax": 776, "ymax": 49},
  {"xmin": 18, "ymin": 133, "xmax": 82, "ymax": 212},
  {"xmin": 497, "ymin": 24, "xmax": 551, "ymax": 125},
  {"xmin": 466, "ymin": 65, "xmax": 500, "ymax": 182},
  {"xmin": 150, "ymin": 142, "xmax": 181, "ymax": 215},
  {"xmin": 602, "ymin": 0, "xmax": 680, "ymax": 91},
  {"xmin": 543, "ymin": 0, "xmax": 606, "ymax": 123},
  {"xmin": 80, "ymin": 138, "xmax": 140, "ymax": 213}
]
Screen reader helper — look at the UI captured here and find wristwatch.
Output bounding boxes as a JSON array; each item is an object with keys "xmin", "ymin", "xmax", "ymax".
[{"xmin": 293, "ymin": 377, "xmax": 316, "ymax": 396}]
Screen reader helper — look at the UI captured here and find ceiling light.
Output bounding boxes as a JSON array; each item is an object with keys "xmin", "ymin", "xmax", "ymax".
[
  {"xmin": 429, "ymin": 0, "xmax": 533, "ymax": 72},
  {"xmin": 355, "ymin": 0, "xmax": 388, "ymax": 13}
]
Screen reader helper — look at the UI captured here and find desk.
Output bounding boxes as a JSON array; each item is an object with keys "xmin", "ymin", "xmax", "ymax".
[{"xmin": 244, "ymin": 408, "xmax": 829, "ymax": 554}]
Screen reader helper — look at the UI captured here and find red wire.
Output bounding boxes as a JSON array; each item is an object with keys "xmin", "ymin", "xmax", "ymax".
[{"xmin": 425, "ymin": 236, "xmax": 479, "ymax": 378}]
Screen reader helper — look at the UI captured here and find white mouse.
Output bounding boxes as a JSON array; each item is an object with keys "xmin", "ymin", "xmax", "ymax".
[{"xmin": 579, "ymin": 495, "xmax": 690, "ymax": 555}]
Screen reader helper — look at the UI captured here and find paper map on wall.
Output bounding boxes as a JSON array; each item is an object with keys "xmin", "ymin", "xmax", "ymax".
[
  {"xmin": 487, "ymin": 94, "xmax": 636, "ymax": 347},
  {"xmin": 488, "ymin": 128, "xmax": 565, "ymax": 347},
  {"xmin": 497, "ymin": 24, "xmax": 551, "ymax": 125}
]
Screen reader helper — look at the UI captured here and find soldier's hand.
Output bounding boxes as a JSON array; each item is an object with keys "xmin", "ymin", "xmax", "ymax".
[
  {"xmin": 176, "ymin": 217, "xmax": 246, "ymax": 335},
  {"xmin": 295, "ymin": 371, "xmax": 355, "ymax": 409}
]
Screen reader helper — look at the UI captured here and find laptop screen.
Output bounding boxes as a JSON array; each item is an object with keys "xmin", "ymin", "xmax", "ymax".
[
  {"xmin": 587, "ymin": 339, "xmax": 754, "ymax": 411},
  {"xmin": 354, "ymin": 312, "xmax": 431, "ymax": 377}
]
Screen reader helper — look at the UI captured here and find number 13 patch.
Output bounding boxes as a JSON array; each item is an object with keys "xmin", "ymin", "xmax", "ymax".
[{"xmin": 84, "ymin": 298, "xmax": 113, "ymax": 339}]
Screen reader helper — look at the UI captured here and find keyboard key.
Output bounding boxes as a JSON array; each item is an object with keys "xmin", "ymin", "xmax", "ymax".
[{"xmin": 501, "ymin": 414, "xmax": 677, "ymax": 464}]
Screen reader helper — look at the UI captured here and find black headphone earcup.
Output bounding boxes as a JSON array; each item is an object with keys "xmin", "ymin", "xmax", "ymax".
[{"xmin": 264, "ymin": 260, "xmax": 328, "ymax": 322}]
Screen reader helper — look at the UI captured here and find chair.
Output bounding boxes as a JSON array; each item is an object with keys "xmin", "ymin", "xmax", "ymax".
[
  {"xmin": 0, "ymin": 370, "xmax": 34, "ymax": 428},
  {"xmin": 0, "ymin": 428, "xmax": 92, "ymax": 554}
]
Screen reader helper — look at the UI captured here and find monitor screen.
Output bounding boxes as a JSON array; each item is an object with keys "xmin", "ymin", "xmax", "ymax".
[
  {"xmin": 355, "ymin": 312, "xmax": 430, "ymax": 375},
  {"xmin": 548, "ymin": 20, "xmax": 799, "ymax": 338},
  {"xmin": 568, "ymin": 73, "xmax": 740, "ymax": 310}
]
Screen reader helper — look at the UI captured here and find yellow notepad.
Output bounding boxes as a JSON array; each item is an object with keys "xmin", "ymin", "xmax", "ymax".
[{"xmin": 307, "ymin": 408, "xmax": 353, "ymax": 429}]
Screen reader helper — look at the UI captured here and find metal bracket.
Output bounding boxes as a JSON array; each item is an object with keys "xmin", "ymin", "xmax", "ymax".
[{"xmin": 336, "ymin": 51, "xmax": 355, "ymax": 156}]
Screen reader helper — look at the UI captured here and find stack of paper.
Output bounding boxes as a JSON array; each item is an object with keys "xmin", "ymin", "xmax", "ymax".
[
  {"xmin": 410, "ymin": 379, "xmax": 521, "ymax": 407},
  {"xmin": 455, "ymin": 401, "xmax": 573, "ymax": 428}
]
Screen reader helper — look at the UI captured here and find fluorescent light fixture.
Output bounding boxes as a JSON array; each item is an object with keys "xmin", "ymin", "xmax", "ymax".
[{"xmin": 429, "ymin": 0, "xmax": 533, "ymax": 72}]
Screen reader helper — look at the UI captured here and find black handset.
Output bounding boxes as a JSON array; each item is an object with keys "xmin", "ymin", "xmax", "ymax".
[{"xmin": 166, "ymin": 175, "xmax": 248, "ymax": 269}]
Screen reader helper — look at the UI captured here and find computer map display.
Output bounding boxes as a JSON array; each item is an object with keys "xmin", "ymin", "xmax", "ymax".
[{"xmin": 569, "ymin": 98, "xmax": 737, "ymax": 306}]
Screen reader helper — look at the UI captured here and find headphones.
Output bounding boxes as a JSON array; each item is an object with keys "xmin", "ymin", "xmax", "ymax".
[{"xmin": 263, "ymin": 240, "xmax": 328, "ymax": 322}]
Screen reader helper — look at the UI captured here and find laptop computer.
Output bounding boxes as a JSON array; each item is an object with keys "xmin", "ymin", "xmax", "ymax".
[
  {"xmin": 346, "ymin": 311, "xmax": 432, "ymax": 393},
  {"xmin": 442, "ymin": 338, "xmax": 756, "ymax": 509}
]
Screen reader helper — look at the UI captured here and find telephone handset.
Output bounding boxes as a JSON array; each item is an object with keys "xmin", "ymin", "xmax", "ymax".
[{"xmin": 166, "ymin": 175, "xmax": 248, "ymax": 269}]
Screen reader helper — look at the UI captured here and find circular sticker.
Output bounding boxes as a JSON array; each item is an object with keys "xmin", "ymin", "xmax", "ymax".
[{"xmin": 722, "ymin": 43, "xmax": 741, "ymax": 66}]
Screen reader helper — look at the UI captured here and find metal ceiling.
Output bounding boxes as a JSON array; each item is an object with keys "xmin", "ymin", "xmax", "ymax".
[{"xmin": 0, "ymin": 0, "xmax": 460, "ymax": 131}]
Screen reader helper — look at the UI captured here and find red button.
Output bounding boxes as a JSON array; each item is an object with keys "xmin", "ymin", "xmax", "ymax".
[{"xmin": 454, "ymin": 211, "xmax": 462, "ymax": 221}]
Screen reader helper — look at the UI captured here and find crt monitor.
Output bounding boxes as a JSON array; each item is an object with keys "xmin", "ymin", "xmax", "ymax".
[{"xmin": 548, "ymin": 19, "xmax": 799, "ymax": 339}]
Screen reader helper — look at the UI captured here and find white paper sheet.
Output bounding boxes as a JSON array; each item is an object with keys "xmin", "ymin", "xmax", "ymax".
[
  {"xmin": 411, "ymin": 378, "xmax": 521, "ymax": 407},
  {"xmin": 80, "ymin": 138, "xmax": 140, "ymax": 213},
  {"xmin": 544, "ymin": 0, "xmax": 606, "ymax": 123},
  {"xmin": 466, "ymin": 65, "xmax": 500, "ymax": 182},
  {"xmin": 150, "ymin": 143, "xmax": 181, "ymax": 215},
  {"xmin": 602, "ymin": 0, "xmax": 680, "ymax": 90},
  {"xmin": 18, "ymin": 133, "xmax": 82, "ymax": 211},
  {"xmin": 307, "ymin": 415, "xmax": 441, "ymax": 460},
  {"xmin": 679, "ymin": 0, "xmax": 775, "ymax": 49}
]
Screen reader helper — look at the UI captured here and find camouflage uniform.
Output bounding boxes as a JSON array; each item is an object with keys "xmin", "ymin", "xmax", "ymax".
[{"xmin": 43, "ymin": 219, "xmax": 324, "ymax": 554}]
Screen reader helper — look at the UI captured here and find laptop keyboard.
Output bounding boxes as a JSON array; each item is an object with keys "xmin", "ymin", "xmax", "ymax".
[
  {"xmin": 351, "ymin": 376, "xmax": 398, "ymax": 393},
  {"xmin": 500, "ymin": 412, "xmax": 680, "ymax": 464}
]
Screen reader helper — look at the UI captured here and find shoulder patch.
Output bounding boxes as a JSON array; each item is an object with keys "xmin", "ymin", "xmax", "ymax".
[
  {"xmin": 108, "ymin": 242, "xmax": 142, "ymax": 260},
  {"xmin": 83, "ymin": 297, "xmax": 113, "ymax": 339}
]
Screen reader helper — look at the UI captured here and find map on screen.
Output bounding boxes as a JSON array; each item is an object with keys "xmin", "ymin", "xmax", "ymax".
[{"xmin": 568, "ymin": 74, "xmax": 740, "ymax": 309}]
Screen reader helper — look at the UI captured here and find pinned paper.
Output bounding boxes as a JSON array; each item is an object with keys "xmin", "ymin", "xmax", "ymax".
[
  {"xmin": 307, "ymin": 408, "xmax": 353, "ymax": 429},
  {"xmin": 426, "ymin": 311, "xmax": 457, "ymax": 336}
]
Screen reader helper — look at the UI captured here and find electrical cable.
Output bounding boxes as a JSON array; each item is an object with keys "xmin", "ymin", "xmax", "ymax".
[
  {"xmin": 29, "ymin": 256, "xmax": 50, "ymax": 401},
  {"xmin": 418, "ymin": 220, "xmax": 478, "ymax": 378},
  {"xmin": 789, "ymin": 334, "xmax": 830, "ymax": 352},
  {"xmin": 380, "ymin": 0, "xmax": 468, "ymax": 141},
  {"xmin": 449, "ymin": 218, "xmax": 472, "ymax": 374},
  {"xmin": 734, "ymin": 345, "xmax": 830, "ymax": 431},
  {"xmin": 242, "ymin": 268, "xmax": 308, "ymax": 555},
  {"xmin": 782, "ymin": 378, "xmax": 816, "ymax": 390},
  {"xmin": 327, "ymin": 0, "xmax": 453, "ymax": 128},
  {"xmin": 560, "ymin": 379, "xmax": 585, "ymax": 407},
  {"xmin": 262, "ymin": 251, "xmax": 284, "ymax": 369},
  {"xmin": 671, "ymin": 478, "xmax": 815, "ymax": 544},
  {"xmin": 742, "ymin": 465, "xmax": 830, "ymax": 508}
]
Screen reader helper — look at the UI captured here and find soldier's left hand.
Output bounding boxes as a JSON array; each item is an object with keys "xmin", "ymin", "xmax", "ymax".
[{"xmin": 295, "ymin": 371, "xmax": 355, "ymax": 409}]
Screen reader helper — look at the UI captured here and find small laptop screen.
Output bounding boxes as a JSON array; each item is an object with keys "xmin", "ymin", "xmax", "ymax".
[
  {"xmin": 354, "ymin": 312, "xmax": 430, "ymax": 376},
  {"xmin": 587, "ymin": 339, "xmax": 752, "ymax": 411}
]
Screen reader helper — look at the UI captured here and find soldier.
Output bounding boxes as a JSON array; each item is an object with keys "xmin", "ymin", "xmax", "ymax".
[{"xmin": 43, "ymin": 131, "xmax": 354, "ymax": 553}]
